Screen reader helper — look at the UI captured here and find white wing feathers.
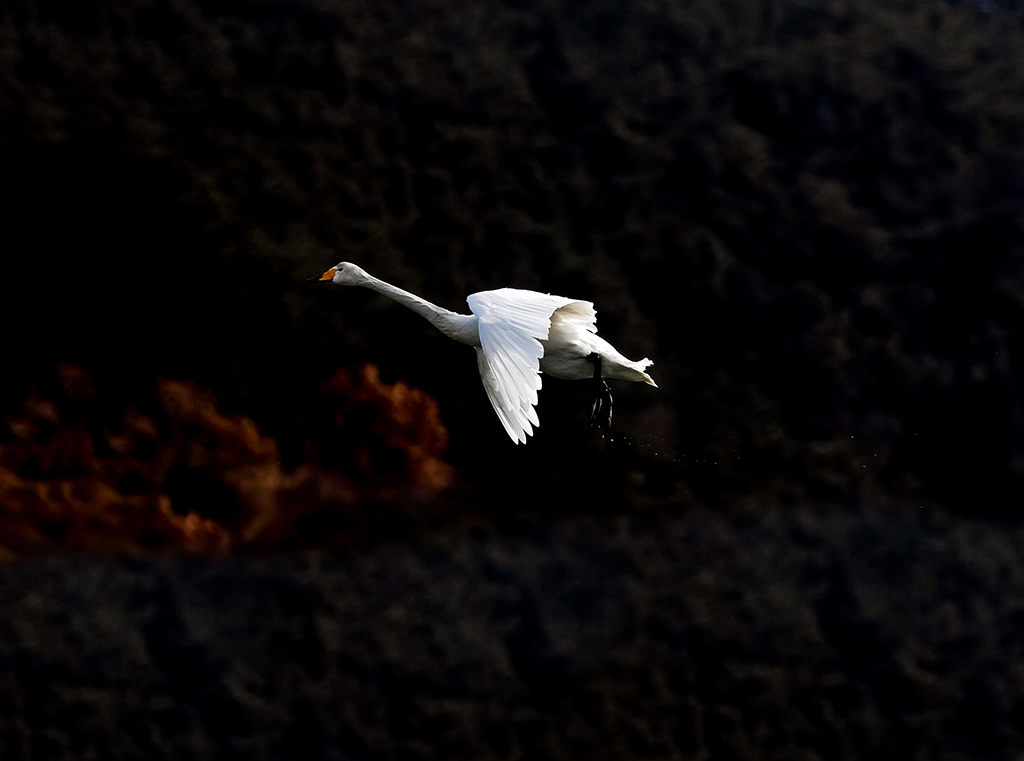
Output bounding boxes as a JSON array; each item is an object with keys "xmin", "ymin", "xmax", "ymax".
[{"xmin": 467, "ymin": 288, "xmax": 593, "ymax": 444}]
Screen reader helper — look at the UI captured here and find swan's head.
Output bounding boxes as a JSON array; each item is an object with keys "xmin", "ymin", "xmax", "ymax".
[{"xmin": 312, "ymin": 262, "xmax": 370, "ymax": 286}]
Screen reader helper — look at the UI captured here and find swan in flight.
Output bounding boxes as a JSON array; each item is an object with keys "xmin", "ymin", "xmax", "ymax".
[{"xmin": 309, "ymin": 262, "xmax": 656, "ymax": 443}]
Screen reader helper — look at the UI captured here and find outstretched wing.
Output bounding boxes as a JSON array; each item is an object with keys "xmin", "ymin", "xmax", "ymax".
[{"xmin": 467, "ymin": 288, "xmax": 592, "ymax": 444}]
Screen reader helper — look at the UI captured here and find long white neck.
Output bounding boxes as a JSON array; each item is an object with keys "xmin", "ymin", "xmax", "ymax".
[{"xmin": 360, "ymin": 273, "xmax": 480, "ymax": 346}]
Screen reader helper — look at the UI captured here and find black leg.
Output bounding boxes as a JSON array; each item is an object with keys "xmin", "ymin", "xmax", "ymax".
[{"xmin": 586, "ymin": 352, "xmax": 613, "ymax": 437}]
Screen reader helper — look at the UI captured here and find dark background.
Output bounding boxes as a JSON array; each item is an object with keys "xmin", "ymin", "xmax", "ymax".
[{"xmin": 1, "ymin": 0, "xmax": 1024, "ymax": 757}]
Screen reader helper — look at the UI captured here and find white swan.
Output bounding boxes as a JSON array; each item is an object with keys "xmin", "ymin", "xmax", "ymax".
[{"xmin": 310, "ymin": 262, "xmax": 656, "ymax": 443}]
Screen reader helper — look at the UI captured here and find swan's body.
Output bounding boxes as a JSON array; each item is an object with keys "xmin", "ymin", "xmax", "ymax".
[{"xmin": 312, "ymin": 262, "xmax": 656, "ymax": 443}]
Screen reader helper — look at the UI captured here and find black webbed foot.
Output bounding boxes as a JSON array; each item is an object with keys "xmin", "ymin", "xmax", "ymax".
[
  {"xmin": 585, "ymin": 353, "xmax": 613, "ymax": 437},
  {"xmin": 588, "ymin": 381, "xmax": 613, "ymax": 436}
]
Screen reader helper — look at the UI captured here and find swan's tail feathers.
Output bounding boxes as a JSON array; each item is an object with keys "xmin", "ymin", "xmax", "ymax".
[{"xmin": 631, "ymin": 358, "xmax": 658, "ymax": 387}]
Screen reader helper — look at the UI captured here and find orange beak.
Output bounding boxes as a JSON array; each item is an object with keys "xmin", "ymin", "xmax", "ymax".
[{"xmin": 318, "ymin": 268, "xmax": 337, "ymax": 281}]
